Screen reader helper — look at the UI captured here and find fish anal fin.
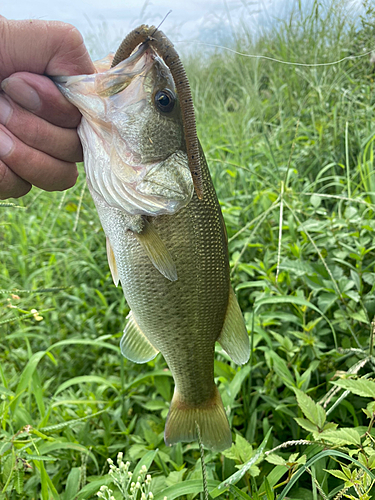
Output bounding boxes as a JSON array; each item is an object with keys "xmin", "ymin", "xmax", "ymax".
[
  {"xmin": 218, "ymin": 287, "xmax": 250, "ymax": 365},
  {"xmin": 120, "ymin": 311, "xmax": 159, "ymax": 363},
  {"xmin": 165, "ymin": 386, "xmax": 232, "ymax": 452},
  {"xmin": 106, "ymin": 237, "xmax": 119, "ymax": 287},
  {"xmin": 134, "ymin": 219, "xmax": 178, "ymax": 282}
]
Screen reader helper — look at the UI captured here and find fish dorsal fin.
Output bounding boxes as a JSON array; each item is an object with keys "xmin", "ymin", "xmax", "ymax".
[
  {"xmin": 134, "ymin": 219, "xmax": 178, "ymax": 282},
  {"xmin": 106, "ymin": 237, "xmax": 119, "ymax": 287},
  {"xmin": 120, "ymin": 311, "xmax": 159, "ymax": 363},
  {"xmin": 217, "ymin": 287, "xmax": 250, "ymax": 365}
]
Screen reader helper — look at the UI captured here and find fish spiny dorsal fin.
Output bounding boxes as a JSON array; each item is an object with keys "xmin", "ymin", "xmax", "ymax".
[
  {"xmin": 106, "ymin": 237, "xmax": 119, "ymax": 287},
  {"xmin": 120, "ymin": 311, "xmax": 159, "ymax": 363},
  {"xmin": 217, "ymin": 287, "xmax": 250, "ymax": 365},
  {"xmin": 134, "ymin": 219, "xmax": 178, "ymax": 282}
]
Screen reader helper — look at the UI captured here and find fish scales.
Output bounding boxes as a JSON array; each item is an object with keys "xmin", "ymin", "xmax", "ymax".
[{"xmin": 99, "ymin": 149, "xmax": 229, "ymax": 405}]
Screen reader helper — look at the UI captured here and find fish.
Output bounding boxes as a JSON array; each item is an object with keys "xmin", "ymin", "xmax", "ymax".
[{"xmin": 54, "ymin": 26, "xmax": 250, "ymax": 451}]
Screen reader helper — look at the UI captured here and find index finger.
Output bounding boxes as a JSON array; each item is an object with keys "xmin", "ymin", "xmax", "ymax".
[{"xmin": 0, "ymin": 16, "xmax": 95, "ymax": 82}]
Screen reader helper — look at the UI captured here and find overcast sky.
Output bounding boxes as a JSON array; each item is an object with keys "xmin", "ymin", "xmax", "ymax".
[{"xmin": 2, "ymin": 0, "xmax": 364, "ymax": 59}]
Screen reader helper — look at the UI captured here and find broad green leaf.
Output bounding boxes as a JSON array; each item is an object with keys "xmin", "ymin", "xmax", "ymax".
[
  {"xmin": 264, "ymin": 476, "xmax": 275, "ymax": 500},
  {"xmin": 153, "ymin": 479, "xmax": 220, "ymax": 500},
  {"xmin": 11, "ymin": 351, "xmax": 45, "ymax": 411},
  {"xmin": 75, "ymin": 475, "xmax": 112, "ymax": 500},
  {"xmin": 125, "ymin": 369, "xmax": 172, "ymax": 391},
  {"xmin": 332, "ymin": 378, "xmax": 375, "ymax": 399},
  {"xmin": 63, "ymin": 467, "xmax": 81, "ymax": 500},
  {"xmin": 40, "ymin": 462, "xmax": 49, "ymax": 500},
  {"xmin": 210, "ymin": 429, "xmax": 271, "ymax": 497},
  {"xmin": 294, "ymin": 389, "xmax": 326, "ymax": 428},
  {"xmin": 261, "ymin": 465, "xmax": 288, "ymax": 489},
  {"xmin": 54, "ymin": 375, "xmax": 119, "ymax": 396},
  {"xmin": 319, "ymin": 428, "xmax": 361, "ymax": 447},
  {"xmin": 265, "ymin": 454, "xmax": 287, "ymax": 466},
  {"xmin": 48, "ymin": 338, "xmax": 120, "ymax": 353},
  {"xmin": 223, "ymin": 434, "xmax": 254, "ymax": 464},
  {"xmin": 222, "ymin": 364, "xmax": 251, "ymax": 407},
  {"xmin": 267, "ymin": 351, "xmax": 295, "ymax": 388},
  {"xmin": 165, "ymin": 469, "xmax": 187, "ymax": 486},
  {"xmin": 324, "ymin": 469, "xmax": 349, "ymax": 481},
  {"xmin": 294, "ymin": 418, "xmax": 318, "ymax": 433},
  {"xmin": 225, "ymin": 484, "xmax": 252, "ymax": 499},
  {"xmin": 132, "ymin": 449, "xmax": 158, "ymax": 479},
  {"xmin": 38, "ymin": 442, "xmax": 99, "ymax": 471}
]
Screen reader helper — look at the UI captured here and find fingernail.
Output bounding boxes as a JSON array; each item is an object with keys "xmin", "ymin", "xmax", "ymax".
[
  {"xmin": 0, "ymin": 129, "xmax": 14, "ymax": 158},
  {"xmin": 0, "ymin": 96, "xmax": 12, "ymax": 125},
  {"xmin": 1, "ymin": 76, "xmax": 41, "ymax": 111}
]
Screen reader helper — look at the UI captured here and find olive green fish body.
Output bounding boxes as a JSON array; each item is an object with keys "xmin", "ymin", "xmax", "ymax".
[
  {"xmin": 99, "ymin": 150, "xmax": 228, "ymax": 405},
  {"xmin": 54, "ymin": 33, "xmax": 250, "ymax": 451},
  {"xmin": 96, "ymin": 148, "xmax": 238, "ymax": 450}
]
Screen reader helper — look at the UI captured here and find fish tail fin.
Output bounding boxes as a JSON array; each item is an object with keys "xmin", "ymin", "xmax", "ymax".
[{"xmin": 164, "ymin": 386, "xmax": 232, "ymax": 452}]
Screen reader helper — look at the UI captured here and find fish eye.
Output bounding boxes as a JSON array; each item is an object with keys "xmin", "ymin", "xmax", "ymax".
[{"xmin": 155, "ymin": 89, "xmax": 175, "ymax": 113}]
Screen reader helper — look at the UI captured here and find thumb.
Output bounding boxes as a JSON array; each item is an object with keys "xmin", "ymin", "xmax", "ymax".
[{"xmin": 0, "ymin": 16, "xmax": 95, "ymax": 82}]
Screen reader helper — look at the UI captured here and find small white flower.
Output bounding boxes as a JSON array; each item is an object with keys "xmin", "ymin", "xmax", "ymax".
[
  {"xmin": 141, "ymin": 465, "xmax": 147, "ymax": 473},
  {"xmin": 128, "ymin": 471, "xmax": 133, "ymax": 478},
  {"xmin": 107, "ymin": 458, "xmax": 113, "ymax": 465},
  {"xmin": 148, "ymin": 493, "xmax": 154, "ymax": 499},
  {"xmin": 136, "ymin": 481, "xmax": 141, "ymax": 489}
]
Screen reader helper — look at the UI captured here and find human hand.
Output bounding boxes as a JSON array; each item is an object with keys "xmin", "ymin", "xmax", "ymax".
[{"xmin": 0, "ymin": 17, "xmax": 95, "ymax": 199}]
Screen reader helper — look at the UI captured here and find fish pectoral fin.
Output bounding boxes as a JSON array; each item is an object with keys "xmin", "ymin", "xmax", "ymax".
[
  {"xmin": 120, "ymin": 311, "xmax": 159, "ymax": 363},
  {"xmin": 217, "ymin": 287, "xmax": 250, "ymax": 365},
  {"xmin": 134, "ymin": 219, "xmax": 178, "ymax": 282},
  {"xmin": 106, "ymin": 237, "xmax": 119, "ymax": 287}
]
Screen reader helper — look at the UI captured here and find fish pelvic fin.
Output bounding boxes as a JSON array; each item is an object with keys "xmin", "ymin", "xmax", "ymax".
[
  {"xmin": 164, "ymin": 386, "xmax": 232, "ymax": 452},
  {"xmin": 134, "ymin": 219, "xmax": 178, "ymax": 282},
  {"xmin": 106, "ymin": 237, "xmax": 119, "ymax": 287},
  {"xmin": 218, "ymin": 286, "xmax": 250, "ymax": 365},
  {"xmin": 120, "ymin": 311, "xmax": 159, "ymax": 363}
]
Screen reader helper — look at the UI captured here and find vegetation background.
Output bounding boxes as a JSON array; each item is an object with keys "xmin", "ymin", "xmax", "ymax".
[{"xmin": 2, "ymin": 0, "xmax": 375, "ymax": 498}]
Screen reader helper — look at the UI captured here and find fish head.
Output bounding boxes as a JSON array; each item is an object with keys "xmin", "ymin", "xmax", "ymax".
[{"xmin": 54, "ymin": 43, "xmax": 193, "ymax": 216}]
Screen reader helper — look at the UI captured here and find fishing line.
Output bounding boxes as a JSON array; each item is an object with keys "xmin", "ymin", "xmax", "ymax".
[
  {"xmin": 152, "ymin": 10, "xmax": 172, "ymax": 35},
  {"xmin": 175, "ymin": 41, "xmax": 375, "ymax": 68}
]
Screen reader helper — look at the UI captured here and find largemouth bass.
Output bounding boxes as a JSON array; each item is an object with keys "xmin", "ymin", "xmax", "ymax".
[{"xmin": 55, "ymin": 26, "xmax": 250, "ymax": 451}]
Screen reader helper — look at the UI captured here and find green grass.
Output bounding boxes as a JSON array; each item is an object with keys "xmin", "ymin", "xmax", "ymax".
[{"xmin": 2, "ymin": 0, "xmax": 375, "ymax": 498}]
